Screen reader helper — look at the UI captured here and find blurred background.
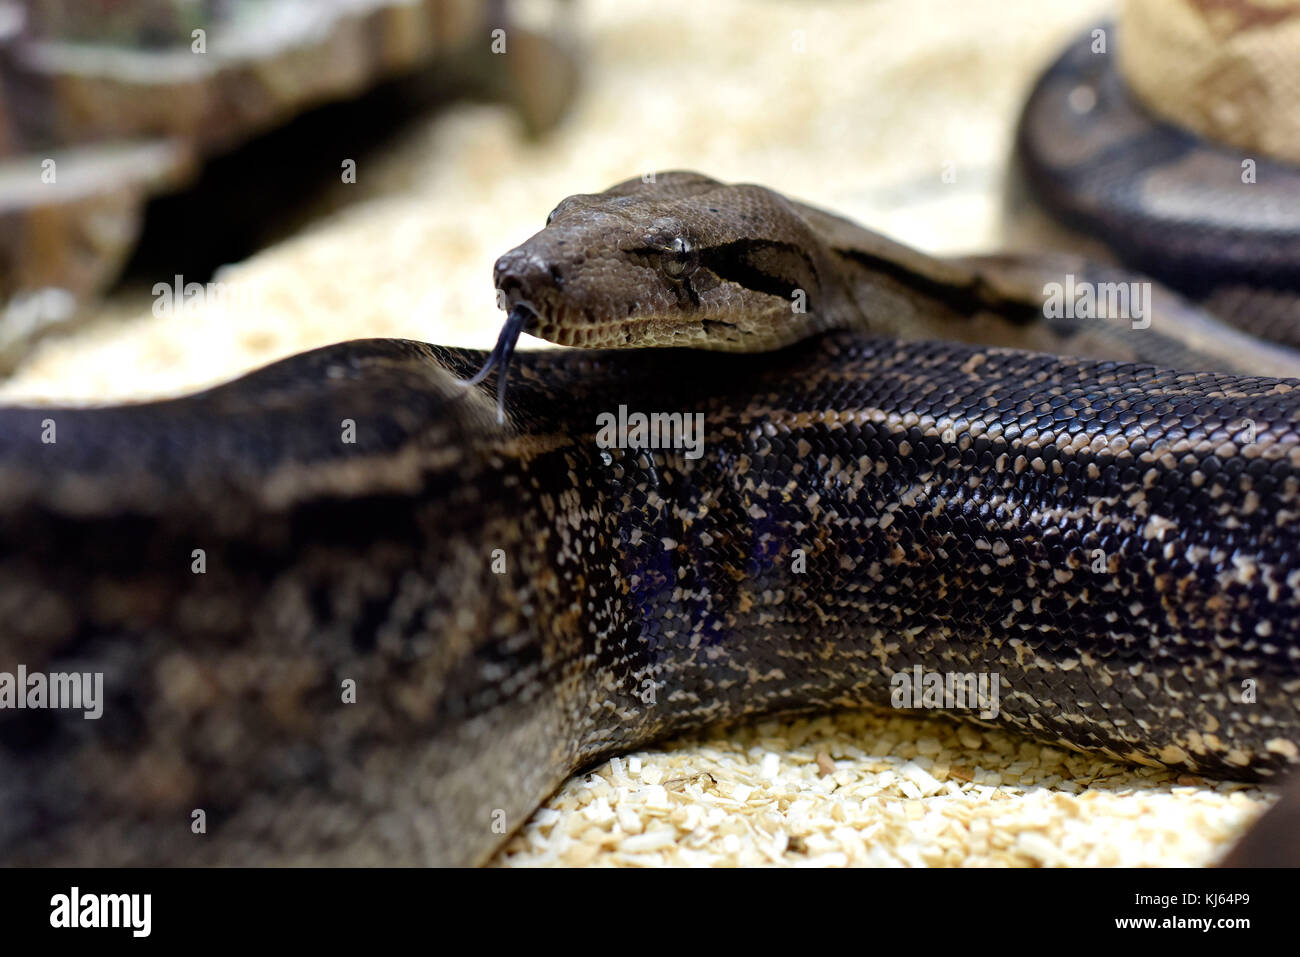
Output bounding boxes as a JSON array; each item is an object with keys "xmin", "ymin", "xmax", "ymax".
[{"xmin": 0, "ymin": 0, "xmax": 1113, "ymax": 403}]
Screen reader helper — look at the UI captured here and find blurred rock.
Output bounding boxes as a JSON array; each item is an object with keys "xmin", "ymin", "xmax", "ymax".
[{"xmin": 0, "ymin": 0, "xmax": 578, "ymax": 372}]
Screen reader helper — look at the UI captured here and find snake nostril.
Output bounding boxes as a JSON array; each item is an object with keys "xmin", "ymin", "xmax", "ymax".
[
  {"xmin": 495, "ymin": 273, "xmax": 521, "ymax": 299},
  {"xmin": 494, "ymin": 251, "xmax": 558, "ymax": 300},
  {"xmin": 495, "ymin": 267, "xmax": 532, "ymax": 303}
]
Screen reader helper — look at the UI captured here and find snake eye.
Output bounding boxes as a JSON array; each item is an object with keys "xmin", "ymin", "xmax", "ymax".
[
  {"xmin": 662, "ymin": 236, "xmax": 698, "ymax": 279},
  {"xmin": 546, "ymin": 207, "xmax": 559, "ymax": 225}
]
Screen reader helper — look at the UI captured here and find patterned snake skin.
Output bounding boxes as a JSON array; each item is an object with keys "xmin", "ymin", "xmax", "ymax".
[{"xmin": 2, "ymin": 164, "xmax": 1300, "ymax": 866}]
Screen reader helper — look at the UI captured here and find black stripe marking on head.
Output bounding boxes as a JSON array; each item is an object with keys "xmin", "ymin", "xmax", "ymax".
[
  {"xmin": 699, "ymin": 239, "xmax": 820, "ymax": 306},
  {"xmin": 836, "ymin": 247, "xmax": 1043, "ymax": 326}
]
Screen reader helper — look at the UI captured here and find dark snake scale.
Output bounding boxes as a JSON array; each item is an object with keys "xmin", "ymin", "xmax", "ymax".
[{"xmin": 2, "ymin": 30, "xmax": 1300, "ymax": 866}]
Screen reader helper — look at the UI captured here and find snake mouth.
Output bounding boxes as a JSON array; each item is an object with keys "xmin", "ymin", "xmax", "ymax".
[
  {"xmin": 526, "ymin": 308, "xmax": 722, "ymax": 349},
  {"xmin": 458, "ymin": 303, "xmax": 538, "ymax": 424},
  {"xmin": 461, "ymin": 299, "xmax": 749, "ymax": 421}
]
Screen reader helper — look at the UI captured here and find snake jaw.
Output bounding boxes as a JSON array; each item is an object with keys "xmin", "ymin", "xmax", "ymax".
[{"xmin": 458, "ymin": 303, "xmax": 536, "ymax": 424}]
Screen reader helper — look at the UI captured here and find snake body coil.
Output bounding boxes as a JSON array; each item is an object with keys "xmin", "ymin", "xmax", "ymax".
[{"xmin": 1015, "ymin": 24, "xmax": 1300, "ymax": 348}]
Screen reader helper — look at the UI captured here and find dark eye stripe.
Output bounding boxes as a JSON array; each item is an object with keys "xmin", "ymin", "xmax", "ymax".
[
  {"xmin": 699, "ymin": 239, "xmax": 817, "ymax": 303},
  {"xmin": 680, "ymin": 274, "xmax": 702, "ymax": 307},
  {"xmin": 835, "ymin": 247, "xmax": 1042, "ymax": 325}
]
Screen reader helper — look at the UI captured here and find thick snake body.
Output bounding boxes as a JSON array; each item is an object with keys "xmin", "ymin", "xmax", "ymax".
[
  {"xmin": 3, "ymin": 329, "xmax": 1300, "ymax": 866},
  {"xmin": 3, "ymin": 158, "xmax": 1300, "ymax": 864}
]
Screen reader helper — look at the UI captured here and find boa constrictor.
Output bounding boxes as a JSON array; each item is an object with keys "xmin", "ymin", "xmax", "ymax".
[{"xmin": 2, "ymin": 21, "xmax": 1300, "ymax": 866}]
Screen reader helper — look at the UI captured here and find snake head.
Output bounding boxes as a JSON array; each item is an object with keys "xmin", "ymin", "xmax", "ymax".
[{"xmin": 491, "ymin": 171, "xmax": 843, "ymax": 351}]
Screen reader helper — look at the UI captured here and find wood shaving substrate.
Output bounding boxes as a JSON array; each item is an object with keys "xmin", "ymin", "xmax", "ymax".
[{"xmin": 492, "ymin": 711, "xmax": 1267, "ymax": 867}]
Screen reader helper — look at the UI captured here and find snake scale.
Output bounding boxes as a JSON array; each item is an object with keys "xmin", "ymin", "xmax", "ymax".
[{"xmin": 4, "ymin": 21, "xmax": 1300, "ymax": 863}]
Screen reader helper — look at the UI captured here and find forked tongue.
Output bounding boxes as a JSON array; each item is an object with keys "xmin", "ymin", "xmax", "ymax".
[{"xmin": 458, "ymin": 304, "xmax": 535, "ymax": 424}]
